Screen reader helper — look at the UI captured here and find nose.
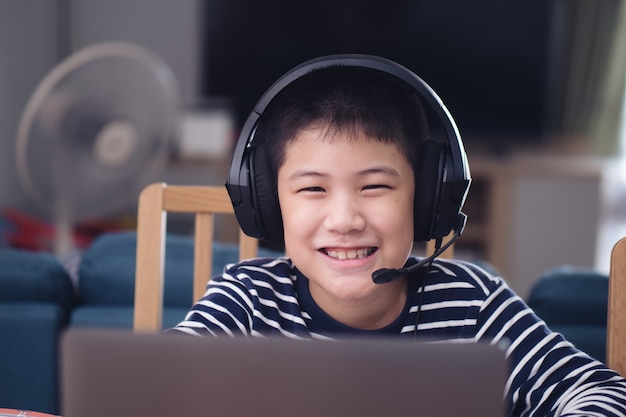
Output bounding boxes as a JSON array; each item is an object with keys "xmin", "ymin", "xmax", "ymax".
[{"xmin": 323, "ymin": 193, "xmax": 366, "ymax": 234}]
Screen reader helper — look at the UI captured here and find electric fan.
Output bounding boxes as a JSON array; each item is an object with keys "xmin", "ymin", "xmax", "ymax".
[{"xmin": 15, "ymin": 42, "xmax": 180, "ymax": 255}]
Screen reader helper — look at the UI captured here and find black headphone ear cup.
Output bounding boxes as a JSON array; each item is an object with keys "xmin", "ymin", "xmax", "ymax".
[
  {"xmin": 413, "ymin": 140, "xmax": 445, "ymax": 242},
  {"xmin": 251, "ymin": 144, "xmax": 284, "ymax": 242}
]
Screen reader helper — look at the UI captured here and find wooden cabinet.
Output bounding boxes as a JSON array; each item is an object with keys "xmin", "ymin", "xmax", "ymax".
[{"xmin": 452, "ymin": 153, "xmax": 604, "ymax": 300}]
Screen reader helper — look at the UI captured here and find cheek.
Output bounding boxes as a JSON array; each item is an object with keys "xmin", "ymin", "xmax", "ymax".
[
  {"xmin": 381, "ymin": 190, "xmax": 415, "ymax": 241},
  {"xmin": 279, "ymin": 200, "xmax": 318, "ymax": 259},
  {"xmin": 388, "ymin": 199, "xmax": 414, "ymax": 235},
  {"xmin": 277, "ymin": 192, "xmax": 314, "ymax": 240}
]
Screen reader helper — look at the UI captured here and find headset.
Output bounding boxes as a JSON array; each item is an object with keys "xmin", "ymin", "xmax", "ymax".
[{"xmin": 226, "ymin": 54, "xmax": 471, "ymax": 246}]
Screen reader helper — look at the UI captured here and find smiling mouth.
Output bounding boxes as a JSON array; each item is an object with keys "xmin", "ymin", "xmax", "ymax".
[{"xmin": 322, "ymin": 247, "xmax": 377, "ymax": 260}]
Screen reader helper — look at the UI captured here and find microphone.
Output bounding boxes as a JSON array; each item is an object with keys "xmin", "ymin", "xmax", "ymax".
[{"xmin": 372, "ymin": 213, "xmax": 467, "ymax": 284}]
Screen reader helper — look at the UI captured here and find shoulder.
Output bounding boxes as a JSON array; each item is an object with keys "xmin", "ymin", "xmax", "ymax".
[
  {"xmin": 426, "ymin": 257, "xmax": 507, "ymax": 297},
  {"xmin": 222, "ymin": 256, "xmax": 295, "ymax": 278},
  {"xmin": 416, "ymin": 259, "xmax": 516, "ymax": 302},
  {"xmin": 216, "ymin": 256, "xmax": 298, "ymax": 296}
]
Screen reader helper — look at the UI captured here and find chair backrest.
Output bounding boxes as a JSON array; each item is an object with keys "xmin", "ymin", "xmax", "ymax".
[
  {"xmin": 426, "ymin": 234, "xmax": 455, "ymax": 259},
  {"xmin": 133, "ymin": 183, "xmax": 258, "ymax": 333},
  {"xmin": 607, "ymin": 236, "xmax": 626, "ymax": 375}
]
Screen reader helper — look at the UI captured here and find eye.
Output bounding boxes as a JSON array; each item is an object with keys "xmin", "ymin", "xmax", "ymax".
[
  {"xmin": 299, "ymin": 186, "xmax": 325, "ymax": 193},
  {"xmin": 363, "ymin": 184, "xmax": 391, "ymax": 191}
]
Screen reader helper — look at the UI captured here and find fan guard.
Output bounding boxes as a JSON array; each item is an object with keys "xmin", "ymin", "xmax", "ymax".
[{"xmin": 15, "ymin": 42, "xmax": 180, "ymax": 253}]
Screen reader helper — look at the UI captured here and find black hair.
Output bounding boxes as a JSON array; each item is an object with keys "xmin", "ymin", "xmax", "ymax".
[{"xmin": 254, "ymin": 65, "xmax": 430, "ymax": 177}]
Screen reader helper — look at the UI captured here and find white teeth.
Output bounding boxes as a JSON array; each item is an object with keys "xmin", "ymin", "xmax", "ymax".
[{"xmin": 326, "ymin": 248, "xmax": 370, "ymax": 260}]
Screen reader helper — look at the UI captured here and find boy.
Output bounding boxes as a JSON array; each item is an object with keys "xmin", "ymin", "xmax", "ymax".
[{"xmin": 173, "ymin": 55, "xmax": 626, "ymax": 415}]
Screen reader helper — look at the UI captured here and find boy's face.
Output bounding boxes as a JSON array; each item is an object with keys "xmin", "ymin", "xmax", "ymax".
[{"xmin": 277, "ymin": 127, "xmax": 415, "ymax": 323}]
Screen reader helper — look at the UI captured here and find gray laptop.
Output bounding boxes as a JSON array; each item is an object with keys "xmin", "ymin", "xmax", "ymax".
[{"xmin": 60, "ymin": 329, "xmax": 507, "ymax": 417}]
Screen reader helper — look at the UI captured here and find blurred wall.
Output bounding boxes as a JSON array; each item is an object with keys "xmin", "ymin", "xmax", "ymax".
[
  {"xmin": 0, "ymin": 1, "xmax": 617, "ymax": 291},
  {"xmin": 0, "ymin": 0, "xmax": 202, "ymax": 214},
  {"xmin": 69, "ymin": 0, "xmax": 202, "ymax": 107},
  {"xmin": 0, "ymin": 0, "xmax": 59, "ymax": 213}
]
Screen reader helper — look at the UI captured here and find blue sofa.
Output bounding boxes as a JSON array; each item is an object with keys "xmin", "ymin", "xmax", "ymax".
[
  {"xmin": 71, "ymin": 231, "xmax": 281, "ymax": 330},
  {"xmin": 1, "ymin": 231, "xmax": 280, "ymax": 415},
  {"xmin": 71, "ymin": 232, "xmax": 193, "ymax": 330}
]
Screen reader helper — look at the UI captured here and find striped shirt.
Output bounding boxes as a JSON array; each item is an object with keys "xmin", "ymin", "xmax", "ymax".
[{"xmin": 173, "ymin": 256, "xmax": 626, "ymax": 416}]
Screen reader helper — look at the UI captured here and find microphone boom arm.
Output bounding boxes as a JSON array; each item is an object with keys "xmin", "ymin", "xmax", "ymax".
[{"xmin": 371, "ymin": 213, "xmax": 467, "ymax": 284}]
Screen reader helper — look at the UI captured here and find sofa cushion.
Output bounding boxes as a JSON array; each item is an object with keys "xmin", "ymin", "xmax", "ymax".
[
  {"xmin": 79, "ymin": 232, "xmax": 214, "ymax": 307},
  {"xmin": 78, "ymin": 231, "xmax": 281, "ymax": 308},
  {"xmin": 527, "ymin": 266, "xmax": 608, "ymax": 362},
  {"xmin": 527, "ymin": 266, "xmax": 608, "ymax": 325},
  {"xmin": 0, "ymin": 248, "xmax": 74, "ymax": 308}
]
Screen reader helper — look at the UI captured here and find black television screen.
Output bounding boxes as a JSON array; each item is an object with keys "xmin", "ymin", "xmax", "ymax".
[{"xmin": 202, "ymin": 0, "xmax": 558, "ymax": 150}]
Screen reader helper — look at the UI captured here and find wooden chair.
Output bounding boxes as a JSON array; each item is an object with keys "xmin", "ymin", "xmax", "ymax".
[
  {"xmin": 607, "ymin": 236, "xmax": 626, "ymax": 375},
  {"xmin": 133, "ymin": 183, "xmax": 258, "ymax": 333},
  {"xmin": 426, "ymin": 234, "xmax": 455, "ymax": 259}
]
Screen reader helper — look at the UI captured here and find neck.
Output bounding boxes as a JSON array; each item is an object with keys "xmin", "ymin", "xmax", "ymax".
[{"xmin": 310, "ymin": 277, "xmax": 408, "ymax": 330}]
